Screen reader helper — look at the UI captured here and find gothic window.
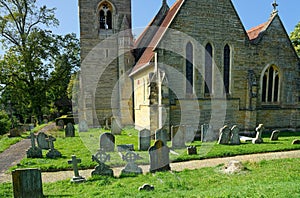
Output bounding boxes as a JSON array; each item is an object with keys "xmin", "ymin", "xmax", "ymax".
[
  {"xmin": 186, "ymin": 42, "xmax": 194, "ymax": 94},
  {"xmin": 261, "ymin": 65, "xmax": 280, "ymax": 103},
  {"xmin": 223, "ymin": 44, "xmax": 230, "ymax": 94},
  {"xmin": 99, "ymin": 3, "xmax": 112, "ymax": 30},
  {"xmin": 205, "ymin": 43, "xmax": 213, "ymax": 94}
]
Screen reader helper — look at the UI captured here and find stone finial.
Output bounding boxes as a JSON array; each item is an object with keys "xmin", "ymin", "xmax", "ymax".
[{"xmin": 272, "ymin": 0, "xmax": 278, "ymax": 14}]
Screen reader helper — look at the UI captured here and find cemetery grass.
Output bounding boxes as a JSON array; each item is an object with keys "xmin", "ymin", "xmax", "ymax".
[
  {"xmin": 1, "ymin": 158, "xmax": 300, "ymax": 197},
  {"xmin": 8, "ymin": 125, "xmax": 300, "ymax": 172},
  {"xmin": 0, "ymin": 132, "xmax": 30, "ymax": 154}
]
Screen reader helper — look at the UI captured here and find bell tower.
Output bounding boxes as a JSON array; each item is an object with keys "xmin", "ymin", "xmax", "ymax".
[{"xmin": 78, "ymin": 0, "xmax": 134, "ymax": 128}]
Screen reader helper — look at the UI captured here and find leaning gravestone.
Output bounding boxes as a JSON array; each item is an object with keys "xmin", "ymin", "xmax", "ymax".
[
  {"xmin": 12, "ymin": 168, "xmax": 43, "ymax": 198},
  {"xmin": 65, "ymin": 122, "xmax": 75, "ymax": 137},
  {"xmin": 67, "ymin": 155, "xmax": 86, "ymax": 183},
  {"xmin": 149, "ymin": 140, "xmax": 170, "ymax": 173},
  {"xmin": 155, "ymin": 128, "xmax": 168, "ymax": 145},
  {"xmin": 91, "ymin": 149, "xmax": 113, "ymax": 177},
  {"xmin": 270, "ymin": 130, "xmax": 280, "ymax": 141},
  {"xmin": 218, "ymin": 125, "xmax": 231, "ymax": 145},
  {"xmin": 171, "ymin": 125, "xmax": 186, "ymax": 148},
  {"xmin": 36, "ymin": 132, "xmax": 50, "ymax": 149},
  {"xmin": 201, "ymin": 124, "xmax": 215, "ymax": 142},
  {"xmin": 252, "ymin": 124, "xmax": 264, "ymax": 144},
  {"xmin": 26, "ymin": 133, "xmax": 43, "ymax": 158},
  {"xmin": 100, "ymin": 133, "xmax": 115, "ymax": 152},
  {"xmin": 230, "ymin": 125, "xmax": 241, "ymax": 145},
  {"xmin": 111, "ymin": 117, "xmax": 122, "ymax": 135},
  {"xmin": 121, "ymin": 151, "xmax": 143, "ymax": 175},
  {"xmin": 138, "ymin": 129, "xmax": 151, "ymax": 151},
  {"xmin": 78, "ymin": 120, "xmax": 88, "ymax": 132}
]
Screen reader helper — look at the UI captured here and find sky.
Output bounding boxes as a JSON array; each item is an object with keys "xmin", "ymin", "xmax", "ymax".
[{"xmin": 37, "ymin": 0, "xmax": 300, "ymax": 38}]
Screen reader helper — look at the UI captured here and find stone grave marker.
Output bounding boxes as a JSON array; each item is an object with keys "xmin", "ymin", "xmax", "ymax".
[
  {"xmin": 149, "ymin": 140, "xmax": 170, "ymax": 173},
  {"xmin": 117, "ymin": 144, "xmax": 134, "ymax": 152},
  {"xmin": 155, "ymin": 128, "xmax": 168, "ymax": 145},
  {"xmin": 138, "ymin": 129, "xmax": 151, "ymax": 151},
  {"xmin": 57, "ymin": 119, "xmax": 64, "ymax": 130},
  {"xmin": 270, "ymin": 130, "xmax": 280, "ymax": 141},
  {"xmin": 292, "ymin": 139, "xmax": 300, "ymax": 144},
  {"xmin": 252, "ymin": 124, "xmax": 264, "ymax": 144},
  {"xmin": 111, "ymin": 117, "xmax": 121, "ymax": 135},
  {"xmin": 67, "ymin": 155, "xmax": 86, "ymax": 183},
  {"xmin": 187, "ymin": 146, "xmax": 197, "ymax": 155},
  {"xmin": 100, "ymin": 133, "xmax": 115, "ymax": 152},
  {"xmin": 78, "ymin": 120, "xmax": 88, "ymax": 132},
  {"xmin": 46, "ymin": 136, "xmax": 62, "ymax": 159},
  {"xmin": 171, "ymin": 125, "xmax": 186, "ymax": 148},
  {"xmin": 121, "ymin": 151, "xmax": 143, "ymax": 175},
  {"xmin": 91, "ymin": 149, "xmax": 113, "ymax": 177},
  {"xmin": 26, "ymin": 133, "xmax": 43, "ymax": 158},
  {"xmin": 218, "ymin": 125, "xmax": 231, "ymax": 145},
  {"xmin": 65, "ymin": 122, "xmax": 75, "ymax": 137},
  {"xmin": 201, "ymin": 124, "xmax": 215, "ymax": 142},
  {"xmin": 230, "ymin": 125, "xmax": 241, "ymax": 145},
  {"xmin": 12, "ymin": 168, "xmax": 43, "ymax": 198},
  {"xmin": 36, "ymin": 132, "xmax": 50, "ymax": 149},
  {"xmin": 185, "ymin": 125, "xmax": 197, "ymax": 143}
]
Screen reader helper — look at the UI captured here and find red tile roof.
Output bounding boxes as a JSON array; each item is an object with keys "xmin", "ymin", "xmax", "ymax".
[{"xmin": 247, "ymin": 22, "xmax": 268, "ymax": 40}]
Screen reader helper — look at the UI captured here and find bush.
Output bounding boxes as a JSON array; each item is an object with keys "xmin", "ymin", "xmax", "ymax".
[{"xmin": 0, "ymin": 110, "xmax": 12, "ymax": 135}]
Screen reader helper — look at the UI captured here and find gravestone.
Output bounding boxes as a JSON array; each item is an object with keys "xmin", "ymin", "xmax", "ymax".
[
  {"xmin": 138, "ymin": 129, "xmax": 151, "ymax": 151},
  {"xmin": 12, "ymin": 168, "xmax": 43, "ymax": 198},
  {"xmin": 187, "ymin": 146, "xmax": 197, "ymax": 155},
  {"xmin": 218, "ymin": 125, "xmax": 231, "ymax": 145},
  {"xmin": 111, "ymin": 117, "xmax": 121, "ymax": 135},
  {"xmin": 149, "ymin": 140, "xmax": 170, "ymax": 173},
  {"xmin": 185, "ymin": 125, "xmax": 197, "ymax": 143},
  {"xmin": 37, "ymin": 132, "xmax": 50, "ymax": 149},
  {"xmin": 201, "ymin": 124, "xmax": 215, "ymax": 142},
  {"xmin": 230, "ymin": 125, "xmax": 241, "ymax": 145},
  {"xmin": 121, "ymin": 151, "xmax": 143, "ymax": 175},
  {"xmin": 138, "ymin": 184, "xmax": 154, "ymax": 191},
  {"xmin": 171, "ymin": 125, "xmax": 186, "ymax": 148},
  {"xmin": 292, "ymin": 139, "xmax": 300, "ymax": 145},
  {"xmin": 100, "ymin": 133, "xmax": 115, "ymax": 152},
  {"xmin": 67, "ymin": 155, "xmax": 86, "ymax": 183},
  {"xmin": 117, "ymin": 144, "xmax": 134, "ymax": 152},
  {"xmin": 270, "ymin": 130, "xmax": 280, "ymax": 141},
  {"xmin": 46, "ymin": 136, "xmax": 62, "ymax": 159},
  {"xmin": 65, "ymin": 122, "xmax": 75, "ymax": 137},
  {"xmin": 78, "ymin": 120, "xmax": 88, "ymax": 132},
  {"xmin": 252, "ymin": 124, "xmax": 264, "ymax": 144},
  {"xmin": 57, "ymin": 119, "xmax": 64, "ymax": 130},
  {"xmin": 26, "ymin": 133, "xmax": 43, "ymax": 158},
  {"xmin": 155, "ymin": 128, "xmax": 168, "ymax": 145},
  {"xmin": 91, "ymin": 149, "xmax": 113, "ymax": 177}
]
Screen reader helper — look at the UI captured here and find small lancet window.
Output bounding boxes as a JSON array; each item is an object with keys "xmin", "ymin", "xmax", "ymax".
[
  {"xmin": 205, "ymin": 43, "xmax": 213, "ymax": 94},
  {"xmin": 261, "ymin": 65, "xmax": 280, "ymax": 103},
  {"xmin": 186, "ymin": 42, "xmax": 194, "ymax": 94},
  {"xmin": 99, "ymin": 3, "xmax": 112, "ymax": 30},
  {"xmin": 223, "ymin": 44, "xmax": 230, "ymax": 94}
]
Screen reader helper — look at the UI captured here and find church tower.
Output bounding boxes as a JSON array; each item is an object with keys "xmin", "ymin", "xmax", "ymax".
[{"xmin": 78, "ymin": 0, "xmax": 134, "ymax": 128}]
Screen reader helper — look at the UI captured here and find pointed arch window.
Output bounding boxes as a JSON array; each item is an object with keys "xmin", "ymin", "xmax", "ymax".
[
  {"xmin": 186, "ymin": 42, "xmax": 194, "ymax": 94},
  {"xmin": 262, "ymin": 65, "xmax": 280, "ymax": 103},
  {"xmin": 205, "ymin": 43, "xmax": 213, "ymax": 94},
  {"xmin": 99, "ymin": 3, "xmax": 112, "ymax": 30},
  {"xmin": 223, "ymin": 44, "xmax": 230, "ymax": 94}
]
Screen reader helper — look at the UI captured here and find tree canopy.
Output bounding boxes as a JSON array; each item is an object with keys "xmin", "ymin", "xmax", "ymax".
[{"xmin": 290, "ymin": 21, "xmax": 300, "ymax": 57}]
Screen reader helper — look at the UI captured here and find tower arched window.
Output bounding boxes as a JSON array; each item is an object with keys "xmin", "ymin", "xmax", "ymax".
[
  {"xmin": 224, "ymin": 44, "xmax": 230, "ymax": 94},
  {"xmin": 261, "ymin": 65, "xmax": 280, "ymax": 103},
  {"xmin": 99, "ymin": 3, "xmax": 113, "ymax": 30},
  {"xmin": 186, "ymin": 42, "xmax": 194, "ymax": 94},
  {"xmin": 205, "ymin": 43, "xmax": 213, "ymax": 94}
]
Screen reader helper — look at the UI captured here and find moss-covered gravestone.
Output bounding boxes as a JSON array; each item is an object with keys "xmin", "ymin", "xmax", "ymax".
[{"xmin": 65, "ymin": 122, "xmax": 75, "ymax": 137}]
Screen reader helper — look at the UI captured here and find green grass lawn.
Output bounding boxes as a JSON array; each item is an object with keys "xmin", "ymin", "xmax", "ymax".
[
  {"xmin": 8, "ymin": 125, "xmax": 300, "ymax": 172},
  {"xmin": 1, "ymin": 158, "xmax": 300, "ymax": 197}
]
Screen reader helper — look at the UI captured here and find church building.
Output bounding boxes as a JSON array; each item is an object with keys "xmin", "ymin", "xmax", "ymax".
[{"xmin": 78, "ymin": 0, "xmax": 300, "ymax": 133}]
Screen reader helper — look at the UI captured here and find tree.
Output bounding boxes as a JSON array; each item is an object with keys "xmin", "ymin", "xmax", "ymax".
[
  {"xmin": 290, "ymin": 21, "xmax": 300, "ymax": 57},
  {"xmin": 0, "ymin": 0, "xmax": 79, "ymax": 124}
]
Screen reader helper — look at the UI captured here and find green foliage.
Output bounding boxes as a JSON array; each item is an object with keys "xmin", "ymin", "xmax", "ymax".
[
  {"xmin": 0, "ymin": 110, "xmax": 11, "ymax": 135},
  {"xmin": 290, "ymin": 21, "xmax": 300, "ymax": 57}
]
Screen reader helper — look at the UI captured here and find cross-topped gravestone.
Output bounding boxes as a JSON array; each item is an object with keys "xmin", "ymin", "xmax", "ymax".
[
  {"xmin": 121, "ymin": 151, "xmax": 143, "ymax": 175},
  {"xmin": 67, "ymin": 155, "xmax": 86, "ymax": 183},
  {"xmin": 91, "ymin": 149, "xmax": 113, "ymax": 177},
  {"xmin": 26, "ymin": 133, "xmax": 43, "ymax": 158},
  {"xmin": 46, "ymin": 136, "xmax": 62, "ymax": 159}
]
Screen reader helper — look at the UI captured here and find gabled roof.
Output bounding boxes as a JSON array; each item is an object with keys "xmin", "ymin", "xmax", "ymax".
[{"xmin": 130, "ymin": 0, "xmax": 184, "ymax": 76}]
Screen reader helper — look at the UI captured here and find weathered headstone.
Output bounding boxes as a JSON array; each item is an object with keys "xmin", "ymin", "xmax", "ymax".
[
  {"xmin": 292, "ymin": 139, "xmax": 300, "ymax": 145},
  {"xmin": 230, "ymin": 125, "xmax": 241, "ymax": 145},
  {"xmin": 270, "ymin": 130, "xmax": 280, "ymax": 141},
  {"xmin": 117, "ymin": 144, "xmax": 134, "ymax": 152},
  {"xmin": 252, "ymin": 124, "xmax": 264, "ymax": 144},
  {"xmin": 218, "ymin": 125, "xmax": 231, "ymax": 145},
  {"xmin": 121, "ymin": 151, "xmax": 143, "ymax": 175},
  {"xmin": 100, "ymin": 133, "xmax": 115, "ymax": 152},
  {"xmin": 138, "ymin": 184, "xmax": 154, "ymax": 191},
  {"xmin": 46, "ymin": 136, "xmax": 62, "ymax": 159},
  {"xmin": 12, "ymin": 168, "xmax": 43, "ymax": 198},
  {"xmin": 201, "ymin": 124, "xmax": 215, "ymax": 142},
  {"xmin": 65, "ymin": 122, "xmax": 75, "ymax": 137},
  {"xmin": 37, "ymin": 132, "xmax": 50, "ymax": 149},
  {"xmin": 155, "ymin": 128, "xmax": 168, "ymax": 145},
  {"xmin": 67, "ymin": 155, "xmax": 86, "ymax": 183},
  {"xmin": 185, "ymin": 125, "xmax": 197, "ymax": 143},
  {"xmin": 26, "ymin": 133, "xmax": 43, "ymax": 158},
  {"xmin": 91, "ymin": 149, "xmax": 113, "ymax": 177},
  {"xmin": 187, "ymin": 146, "xmax": 197, "ymax": 155},
  {"xmin": 171, "ymin": 125, "xmax": 185, "ymax": 148},
  {"xmin": 111, "ymin": 117, "xmax": 121, "ymax": 135},
  {"xmin": 78, "ymin": 120, "xmax": 88, "ymax": 132},
  {"xmin": 57, "ymin": 119, "xmax": 64, "ymax": 130},
  {"xmin": 138, "ymin": 129, "xmax": 151, "ymax": 151},
  {"xmin": 149, "ymin": 140, "xmax": 170, "ymax": 173}
]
